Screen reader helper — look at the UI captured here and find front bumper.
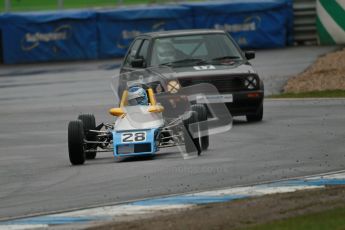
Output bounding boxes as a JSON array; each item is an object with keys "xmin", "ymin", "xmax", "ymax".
[
  {"xmin": 112, "ymin": 129, "xmax": 158, "ymax": 157},
  {"xmin": 226, "ymin": 90, "xmax": 264, "ymax": 116}
]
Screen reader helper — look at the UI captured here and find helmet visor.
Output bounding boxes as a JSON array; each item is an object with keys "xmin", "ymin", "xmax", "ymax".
[{"xmin": 128, "ymin": 96, "xmax": 147, "ymax": 106}]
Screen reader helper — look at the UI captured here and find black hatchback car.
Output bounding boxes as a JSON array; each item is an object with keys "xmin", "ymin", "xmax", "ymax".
[{"xmin": 119, "ymin": 29, "xmax": 264, "ymax": 122}]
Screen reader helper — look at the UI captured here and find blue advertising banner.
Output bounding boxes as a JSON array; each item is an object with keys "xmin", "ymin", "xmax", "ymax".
[
  {"xmin": 0, "ymin": 15, "xmax": 5, "ymax": 63},
  {"xmin": 0, "ymin": 10, "xmax": 98, "ymax": 64},
  {"xmin": 0, "ymin": 0, "xmax": 294, "ymax": 64},
  {"xmin": 184, "ymin": 0, "xmax": 293, "ymax": 49},
  {"xmin": 97, "ymin": 5, "xmax": 194, "ymax": 58}
]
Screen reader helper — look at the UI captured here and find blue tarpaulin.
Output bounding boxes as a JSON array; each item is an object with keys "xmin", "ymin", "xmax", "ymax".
[
  {"xmin": 97, "ymin": 5, "xmax": 194, "ymax": 58},
  {"xmin": 0, "ymin": 10, "xmax": 98, "ymax": 64},
  {"xmin": 0, "ymin": 15, "xmax": 5, "ymax": 63},
  {"xmin": 183, "ymin": 0, "xmax": 293, "ymax": 49},
  {"xmin": 0, "ymin": 1, "xmax": 294, "ymax": 64}
]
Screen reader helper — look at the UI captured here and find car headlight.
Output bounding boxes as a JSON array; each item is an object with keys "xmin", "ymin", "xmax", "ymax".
[
  {"xmin": 244, "ymin": 76, "xmax": 258, "ymax": 90},
  {"xmin": 167, "ymin": 80, "xmax": 181, "ymax": 93}
]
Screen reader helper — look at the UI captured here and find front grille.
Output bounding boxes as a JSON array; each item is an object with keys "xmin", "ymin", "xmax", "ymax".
[
  {"xmin": 117, "ymin": 143, "xmax": 151, "ymax": 154},
  {"xmin": 179, "ymin": 75, "xmax": 254, "ymax": 92}
]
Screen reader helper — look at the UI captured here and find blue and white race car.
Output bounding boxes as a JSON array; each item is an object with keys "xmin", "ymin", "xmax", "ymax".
[{"xmin": 68, "ymin": 78, "xmax": 207, "ymax": 165}]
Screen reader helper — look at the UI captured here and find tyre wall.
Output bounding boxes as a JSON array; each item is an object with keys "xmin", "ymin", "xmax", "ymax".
[
  {"xmin": 183, "ymin": 0, "xmax": 293, "ymax": 49},
  {"xmin": 0, "ymin": 30, "xmax": 3, "ymax": 63},
  {"xmin": 0, "ymin": 14, "xmax": 6, "ymax": 64},
  {"xmin": 316, "ymin": 0, "xmax": 345, "ymax": 45},
  {"xmin": 0, "ymin": 10, "xmax": 98, "ymax": 64},
  {"xmin": 0, "ymin": 0, "xmax": 293, "ymax": 64},
  {"xmin": 97, "ymin": 6, "xmax": 194, "ymax": 58}
]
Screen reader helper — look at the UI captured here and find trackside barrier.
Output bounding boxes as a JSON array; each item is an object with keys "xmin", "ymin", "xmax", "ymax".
[
  {"xmin": 0, "ymin": 14, "xmax": 4, "ymax": 63},
  {"xmin": 316, "ymin": 0, "xmax": 345, "ymax": 45},
  {"xmin": 0, "ymin": 10, "xmax": 98, "ymax": 64},
  {"xmin": 0, "ymin": 1, "xmax": 294, "ymax": 64},
  {"xmin": 293, "ymin": 0, "xmax": 318, "ymax": 45},
  {"xmin": 183, "ymin": 0, "xmax": 294, "ymax": 49},
  {"xmin": 97, "ymin": 5, "xmax": 193, "ymax": 58}
]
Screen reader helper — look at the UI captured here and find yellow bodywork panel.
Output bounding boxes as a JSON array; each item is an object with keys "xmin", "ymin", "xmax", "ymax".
[
  {"xmin": 147, "ymin": 88, "xmax": 156, "ymax": 106},
  {"xmin": 109, "ymin": 107, "xmax": 125, "ymax": 117},
  {"xmin": 109, "ymin": 90, "xmax": 128, "ymax": 117},
  {"xmin": 148, "ymin": 105, "xmax": 164, "ymax": 113},
  {"xmin": 120, "ymin": 90, "xmax": 128, "ymax": 107}
]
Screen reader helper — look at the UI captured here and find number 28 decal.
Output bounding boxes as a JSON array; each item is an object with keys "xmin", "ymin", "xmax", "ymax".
[{"xmin": 121, "ymin": 132, "xmax": 146, "ymax": 143}]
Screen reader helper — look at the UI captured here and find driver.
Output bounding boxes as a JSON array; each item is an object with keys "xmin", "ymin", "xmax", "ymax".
[{"xmin": 127, "ymin": 86, "xmax": 149, "ymax": 106}]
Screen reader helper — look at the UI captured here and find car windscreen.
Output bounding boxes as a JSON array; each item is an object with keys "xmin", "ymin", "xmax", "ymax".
[{"xmin": 150, "ymin": 34, "xmax": 243, "ymax": 66}]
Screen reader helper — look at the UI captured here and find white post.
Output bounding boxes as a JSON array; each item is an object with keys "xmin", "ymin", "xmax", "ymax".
[{"xmin": 4, "ymin": 0, "xmax": 11, "ymax": 12}]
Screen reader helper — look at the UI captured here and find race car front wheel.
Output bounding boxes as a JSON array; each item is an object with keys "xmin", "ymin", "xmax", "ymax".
[
  {"xmin": 183, "ymin": 111, "xmax": 201, "ymax": 156},
  {"xmin": 78, "ymin": 114, "xmax": 97, "ymax": 160},
  {"xmin": 191, "ymin": 104, "xmax": 209, "ymax": 150},
  {"xmin": 68, "ymin": 120, "xmax": 85, "ymax": 165}
]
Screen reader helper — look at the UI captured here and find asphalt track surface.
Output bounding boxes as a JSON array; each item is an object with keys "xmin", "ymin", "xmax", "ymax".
[{"xmin": 1, "ymin": 46, "xmax": 344, "ymax": 220}]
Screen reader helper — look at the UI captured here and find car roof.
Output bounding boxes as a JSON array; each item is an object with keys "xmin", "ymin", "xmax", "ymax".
[{"xmin": 140, "ymin": 29, "xmax": 227, "ymax": 38}]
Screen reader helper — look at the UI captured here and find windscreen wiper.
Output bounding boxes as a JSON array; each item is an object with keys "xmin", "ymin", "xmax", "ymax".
[
  {"xmin": 160, "ymin": 58, "xmax": 208, "ymax": 66},
  {"xmin": 212, "ymin": 56, "xmax": 241, "ymax": 61}
]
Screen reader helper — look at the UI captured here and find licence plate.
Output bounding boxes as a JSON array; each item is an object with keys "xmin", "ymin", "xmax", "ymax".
[{"xmin": 196, "ymin": 94, "xmax": 233, "ymax": 103}]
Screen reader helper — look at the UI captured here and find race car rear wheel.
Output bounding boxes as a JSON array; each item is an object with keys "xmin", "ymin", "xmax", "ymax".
[
  {"xmin": 191, "ymin": 104, "xmax": 209, "ymax": 150},
  {"xmin": 246, "ymin": 104, "xmax": 263, "ymax": 122},
  {"xmin": 68, "ymin": 120, "xmax": 85, "ymax": 165},
  {"xmin": 78, "ymin": 114, "xmax": 97, "ymax": 160},
  {"xmin": 183, "ymin": 111, "xmax": 201, "ymax": 155}
]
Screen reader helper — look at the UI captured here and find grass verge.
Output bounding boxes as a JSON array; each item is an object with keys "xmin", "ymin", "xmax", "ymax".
[
  {"xmin": 88, "ymin": 186, "xmax": 345, "ymax": 230},
  {"xmin": 244, "ymin": 206, "xmax": 345, "ymax": 230},
  {"xmin": 269, "ymin": 90, "xmax": 345, "ymax": 98}
]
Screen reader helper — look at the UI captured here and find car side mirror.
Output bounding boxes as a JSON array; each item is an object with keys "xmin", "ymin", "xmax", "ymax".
[
  {"xmin": 244, "ymin": 51, "xmax": 255, "ymax": 60},
  {"xmin": 131, "ymin": 58, "xmax": 145, "ymax": 68}
]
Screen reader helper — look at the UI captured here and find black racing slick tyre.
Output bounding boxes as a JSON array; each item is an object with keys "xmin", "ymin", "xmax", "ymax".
[
  {"xmin": 78, "ymin": 114, "xmax": 97, "ymax": 160},
  {"xmin": 183, "ymin": 111, "xmax": 201, "ymax": 156},
  {"xmin": 68, "ymin": 120, "xmax": 85, "ymax": 165},
  {"xmin": 191, "ymin": 104, "xmax": 209, "ymax": 150},
  {"xmin": 246, "ymin": 105, "xmax": 263, "ymax": 122}
]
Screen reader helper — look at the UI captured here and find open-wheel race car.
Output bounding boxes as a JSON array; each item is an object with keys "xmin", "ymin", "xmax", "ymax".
[{"xmin": 68, "ymin": 67, "xmax": 232, "ymax": 165}]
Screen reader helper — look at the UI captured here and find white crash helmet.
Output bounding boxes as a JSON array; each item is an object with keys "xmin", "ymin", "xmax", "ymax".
[{"xmin": 127, "ymin": 86, "xmax": 149, "ymax": 106}]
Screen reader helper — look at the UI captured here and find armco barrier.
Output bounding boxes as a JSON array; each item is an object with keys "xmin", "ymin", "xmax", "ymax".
[
  {"xmin": 97, "ymin": 5, "xmax": 193, "ymax": 58},
  {"xmin": 0, "ymin": 10, "xmax": 98, "ymax": 64},
  {"xmin": 183, "ymin": 0, "xmax": 293, "ymax": 49},
  {"xmin": 317, "ymin": 0, "xmax": 345, "ymax": 45}
]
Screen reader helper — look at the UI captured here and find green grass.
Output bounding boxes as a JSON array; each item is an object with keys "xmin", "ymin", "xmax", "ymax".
[
  {"xmin": 243, "ymin": 206, "xmax": 345, "ymax": 230},
  {"xmin": 269, "ymin": 90, "xmax": 345, "ymax": 98},
  {"xmin": 0, "ymin": 0, "xmax": 192, "ymax": 12}
]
